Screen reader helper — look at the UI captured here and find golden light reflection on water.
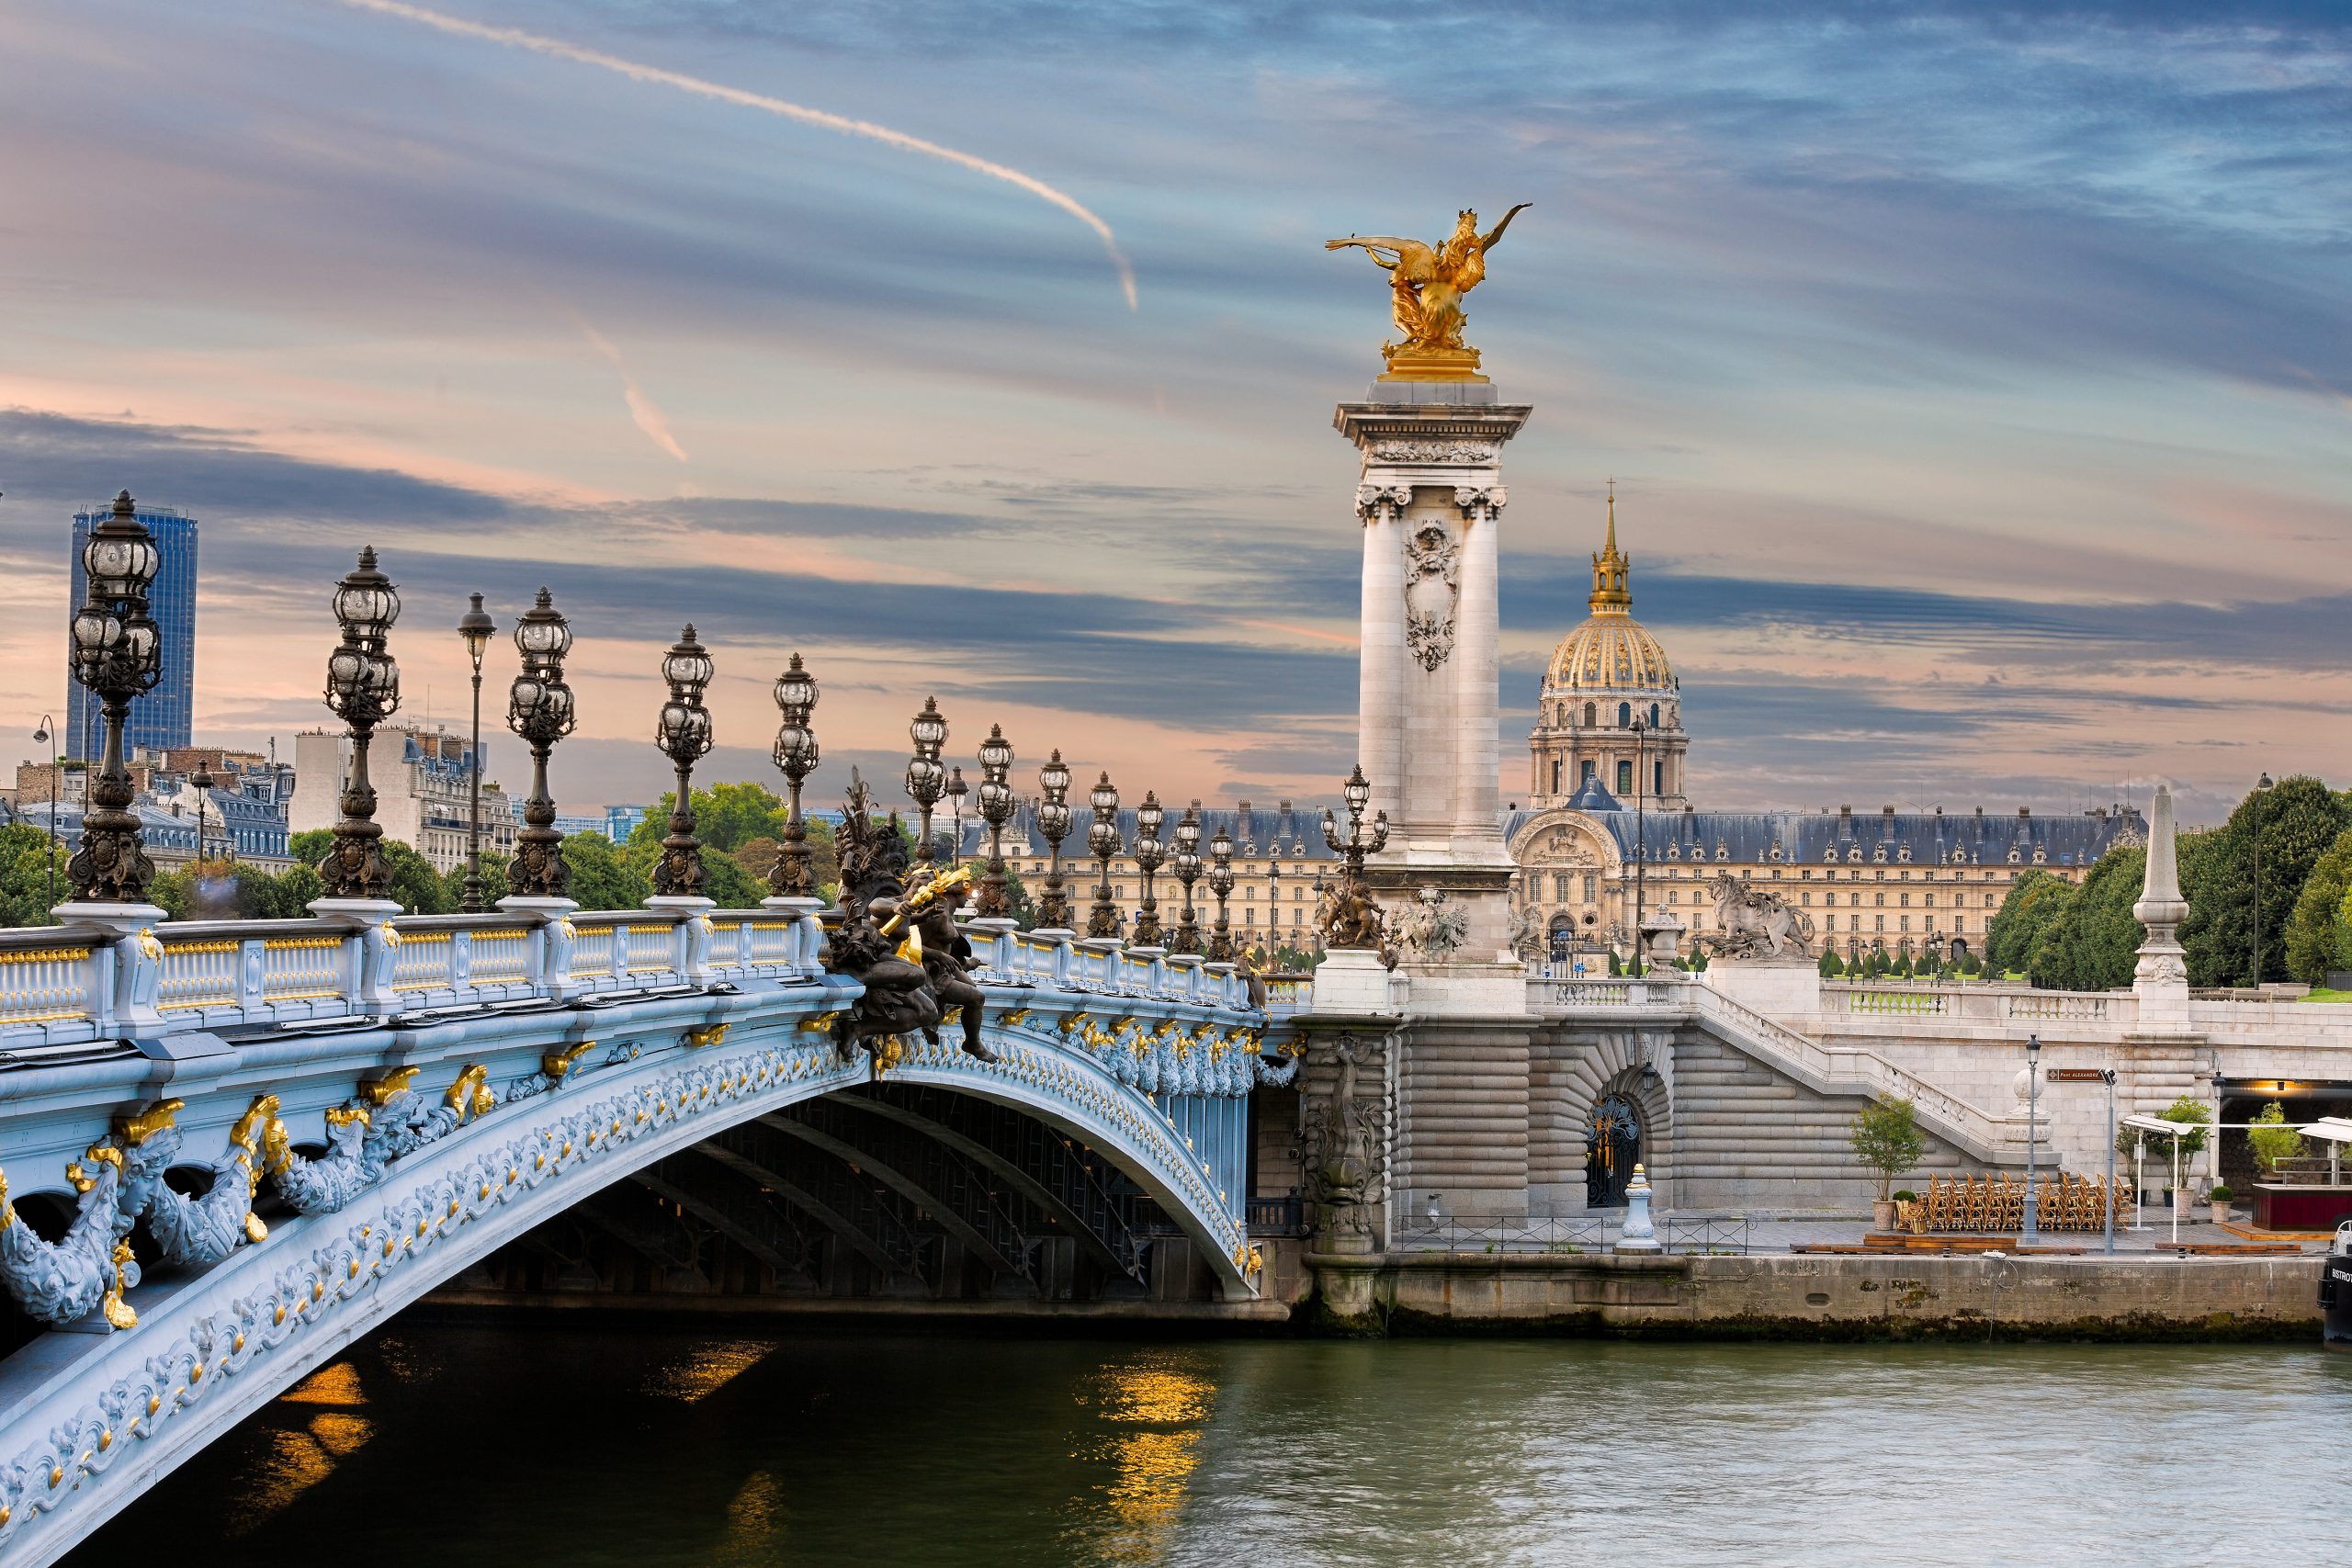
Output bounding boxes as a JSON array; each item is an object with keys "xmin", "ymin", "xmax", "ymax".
[
  {"xmin": 715, "ymin": 1468, "xmax": 788, "ymax": 1564},
  {"xmin": 226, "ymin": 1360, "xmax": 375, "ymax": 1538},
  {"xmin": 639, "ymin": 1338, "xmax": 775, "ymax": 1403},
  {"xmin": 1065, "ymin": 1352, "xmax": 1217, "ymax": 1564}
]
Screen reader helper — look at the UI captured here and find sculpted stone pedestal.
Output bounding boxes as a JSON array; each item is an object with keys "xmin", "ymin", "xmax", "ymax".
[{"xmin": 1702, "ymin": 954, "xmax": 1821, "ymax": 1019}]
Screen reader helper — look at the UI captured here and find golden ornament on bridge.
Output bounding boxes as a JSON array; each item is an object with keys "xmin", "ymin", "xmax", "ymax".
[{"xmin": 1326, "ymin": 202, "xmax": 1530, "ymax": 382}]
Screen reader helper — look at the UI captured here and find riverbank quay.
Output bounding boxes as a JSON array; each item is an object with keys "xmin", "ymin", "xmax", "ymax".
[{"xmin": 1305, "ymin": 1249, "xmax": 2322, "ymax": 1339}]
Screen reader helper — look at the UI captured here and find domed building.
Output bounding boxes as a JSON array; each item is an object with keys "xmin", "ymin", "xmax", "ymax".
[
  {"xmin": 1506, "ymin": 496, "xmax": 2141, "ymax": 968},
  {"xmin": 1527, "ymin": 489, "xmax": 1689, "ymax": 809}
]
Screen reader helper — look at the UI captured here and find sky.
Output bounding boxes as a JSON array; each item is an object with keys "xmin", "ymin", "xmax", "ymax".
[{"xmin": 2, "ymin": 0, "xmax": 2347, "ymax": 827}]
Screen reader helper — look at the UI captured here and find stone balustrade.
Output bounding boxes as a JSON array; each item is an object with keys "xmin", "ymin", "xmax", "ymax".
[{"xmin": 0, "ymin": 906, "xmax": 1291, "ymax": 1050}]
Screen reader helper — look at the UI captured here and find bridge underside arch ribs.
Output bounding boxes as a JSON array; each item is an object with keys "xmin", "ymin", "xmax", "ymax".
[{"xmin": 760, "ymin": 1104, "xmax": 1035, "ymax": 1285}]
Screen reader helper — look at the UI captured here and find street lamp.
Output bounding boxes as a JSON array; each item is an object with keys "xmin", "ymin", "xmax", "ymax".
[
  {"xmin": 976, "ymin": 724, "xmax": 1016, "ymax": 918},
  {"xmin": 1631, "ymin": 716, "xmax": 1647, "ymax": 976},
  {"xmin": 1132, "ymin": 790, "xmax": 1167, "ymax": 945},
  {"xmin": 320, "ymin": 546, "xmax": 402, "ymax": 900},
  {"xmin": 190, "ymin": 761, "xmax": 216, "ymax": 867},
  {"xmin": 906, "ymin": 696, "xmax": 948, "ymax": 873},
  {"xmin": 768, "ymin": 653, "xmax": 820, "ymax": 898},
  {"xmin": 1170, "ymin": 802, "xmax": 1204, "ymax": 953},
  {"xmin": 652, "ymin": 624, "xmax": 715, "ymax": 897},
  {"xmin": 1319, "ymin": 763, "xmax": 1392, "ymax": 953},
  {"xmin": 456, "ymin": 592, "xmax": 498, "ymax": 911},
  {"xmin": 505, "ymin": 589, "xmax": 575, "ymax": 898},
  {"xmin": 1086, "ymin": 771, "xmax": 1122, "ymax": 939},
  {"xmin": 2022, "ymin": 1032, "xmax": 2042, "ymax": 1245},
  {"xmin": 1205, "ymin": 818, "xmax": 1236, "ymax": 962},
  {"xmin": 1035, "ymin": 750, "xmax": 1074, "ymax": 929},
  {"xmin": 946, "ymin": 764, "xmax": 969, "ymax": 868},
  {"xmin": 2249, "ymin": 772, "xmax": 2274, "ymax": 988},
  {"xmin": 31, "ymin": 716, "xmax": 56, "ymax": 910},
  {"xmin": 63, "ymin": 492, "xmax": 164, "ymax": 905}
]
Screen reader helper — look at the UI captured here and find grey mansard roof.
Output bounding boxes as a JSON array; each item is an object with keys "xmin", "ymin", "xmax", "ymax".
[
  {"xmin": 1503, "ymin": 801, "xmax": 2144, "ymax": 869},
  {"xmin": 955, "ymin": 800, "xmax": 1339, "ymax": 861}
]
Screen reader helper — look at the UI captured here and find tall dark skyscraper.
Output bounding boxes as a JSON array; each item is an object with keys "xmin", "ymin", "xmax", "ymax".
[{"xmin": 66, "ymin": 500, "xmax": 198, "ymax": 761}]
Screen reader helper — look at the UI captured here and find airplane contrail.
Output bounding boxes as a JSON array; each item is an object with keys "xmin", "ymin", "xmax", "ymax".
[{"xmin": 336, "ymin": 0, "xmax": 1139, "ymax": 309}]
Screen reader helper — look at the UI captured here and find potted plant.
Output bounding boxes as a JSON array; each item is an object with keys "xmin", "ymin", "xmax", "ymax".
[
  {"xmin": 2208, "ymin": 1184, "xmax": 2233, "ymax": 1224},
  {"xmin": 1893, "ymin": 1189, "xmax": 1920, "ymax": 1231},
  {"xmin": 1851, "ymin": 1094, "xmax": 1926, "ymax": 1232}
]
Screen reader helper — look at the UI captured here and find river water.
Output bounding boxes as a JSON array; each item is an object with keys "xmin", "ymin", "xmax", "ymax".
[{"xmin": 65, "ymin": 1322, "xmax": 2351, "ymax": 1568}]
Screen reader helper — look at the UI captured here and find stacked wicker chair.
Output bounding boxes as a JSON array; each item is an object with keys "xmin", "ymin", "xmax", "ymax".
[{"xmin": 1902, "ymin": 1172, "xmax": 2132, "ymax": 1235}]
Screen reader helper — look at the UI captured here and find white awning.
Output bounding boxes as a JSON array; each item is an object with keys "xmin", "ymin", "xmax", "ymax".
[
  {"xmin": 2121, "ymin": 1113, "xmax": 2201, "ymax": 1140},
  {"xmin": 2296, "ymin": 1117, "xmax": 2352, "ymax": 1145}
]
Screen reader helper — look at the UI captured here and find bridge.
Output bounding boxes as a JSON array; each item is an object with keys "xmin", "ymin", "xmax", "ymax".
[{"xmin": 0, "ymin": 905, "xmax": 1306, "ymax": 1566}]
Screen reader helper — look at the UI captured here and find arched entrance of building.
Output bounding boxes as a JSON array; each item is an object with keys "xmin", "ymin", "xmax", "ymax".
[
  {"xmin": 1585, "ymin": 1092, "xmax": 1643, "ymax": 1207},
  {"xmin": 1548, "ymin": 915, "xmax": 1577, "ymax": 963}
]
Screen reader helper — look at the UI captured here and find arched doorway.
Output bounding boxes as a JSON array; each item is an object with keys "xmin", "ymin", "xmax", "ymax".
[
  {"xmin": 1548, "ymin": 915, "xmax": 1577, "ymax": 963},
  {"xmin": 1585, "ymin": 1092, "xmax": 1642, "ymax": 1207}
]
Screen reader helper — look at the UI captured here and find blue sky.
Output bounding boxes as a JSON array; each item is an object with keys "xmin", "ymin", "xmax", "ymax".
[{"xmin": 1, "ymin": 1, "xmax": 2346, "ymax": 823}]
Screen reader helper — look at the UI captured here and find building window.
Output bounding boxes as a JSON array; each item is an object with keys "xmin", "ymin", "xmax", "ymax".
[
  {"xmin": 1654, "ymin": 759, "xmax": 1664, "ymax": 795},
  {"xmin": 1899, "ymin": 893, "xmax": 1910, "ymax": 907},
  {"xmin": 1874, "ymin": 893, "xmax": 1885, "ymax": 907},
  {"xmin": 1244, "ymin": 909, "xmax": 1255, "ymax": 926},
  {"xmin": 1984, "ymin": 893, "xmax": 1996, "ymax": 908},
  {"xmin": 1584, "ymin": 702, "xmax": 1597, "ymax": 728},
  {"xmin": 1800, "ymin": 891, "xmax": 1811, "ymax": 906},
  {"xmin": 1900, "ymin": 916, "xmax": 1910, "ymax": 932},
  {"xmin": 1581, "ymin": 760, "xmax": 1596, "ymax": 784},
  {"xmin": 1582, "ymin": 874, "xmax": 1598, "ymax": 902},
  {"xmin": 1616, "ymin": 760, "xmax": 1634, "ymax": 794},
  {"xmin": 1618, "ymin": 701, "xmax": 1632, "ymax": 727},
  {"xmin": 1551, "ymin": 759, "xmax": 1562, "ymax": 794},
  {"xmin": 1875, "ymin": 915, "xmax": 1885, "ymax": 932},
  {"xmin": 1650, "ymin": 702, "xmax": 1661, "ymax": 728},
  {"xmin": 1291, "ymin": 908, "xmax": 1302, "ymax": 927}
]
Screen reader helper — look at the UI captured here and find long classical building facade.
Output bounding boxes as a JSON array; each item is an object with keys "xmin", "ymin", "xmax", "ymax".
[{"xmin": 1508, "ymin": 504, "xmax": 2141, "ymax": 964}]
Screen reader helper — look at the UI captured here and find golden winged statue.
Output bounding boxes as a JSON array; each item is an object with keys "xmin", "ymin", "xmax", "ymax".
[{"xmin": 1326, "ymin": 203, "xmax": 1530, "ymax": 382}]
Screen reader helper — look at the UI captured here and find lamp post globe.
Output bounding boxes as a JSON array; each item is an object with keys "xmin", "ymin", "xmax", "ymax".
[
  {"xmin": 1131, "ymin": 790, "xmax": 1168, "ymax": 946},
  {"xmin": 1085, "ymin": 773, "xmax": 1122, "ymax": 939},
  {"xmin": 1169, "ymin": 802, "xmax": 1204, "ymax": 953},
  {"xmin": 1205, "ymin": 821, "xmax": 1237, "ymax": 962},
  {"xmin": 905, "ymin": 696, "xmax": 949, "ymax": 872},
  {"xmin": 975, "ymin": 723, "xmax": 1017, "ymax": 919},
  {"xmin": 190, "ymin": 762, "xmax": 217, "ymax": 867}
]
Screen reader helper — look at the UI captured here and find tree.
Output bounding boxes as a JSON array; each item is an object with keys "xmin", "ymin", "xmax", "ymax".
[
  {"xmin": 1817, "ymin": 949, "xmax": 1845, "ymax": 977},
  {"xmin": 2180, "ymin": 775, "xmax": 2349, "ymax": 987},
  {"xmin": 439, "ymin": 851, "xmax": 512, "ymax": 911},
  {"xmin": 1985, "ymin": 868, "xmax": 2075, "ymax": 976},
  {"xmin": 2283, "ymin": 825, "xmax": 2352, "ymax": 984},
  {"xmin": 562, "ymin": 832, "xmax": 650, "ymax": 911},
  {"xmin": 0, "ymin": 823, "xmax": 68, "ymax": 928},
  {"xmin": 2245, "ymin": 1100, "xmax": 2304, "ymax": 1177},
  {"xmin": 628, "ymin": 782, "xmax": 789, "ymax": 857},
  {"xmin": 279, "ymin": 829, "xmax": 448, "ymax": 913},
  {"xmin": 152, "ymin": 860, "xmax": 324, "ymax": 920},
  {"xmin": 289, "ymin": 829, "xmax": 335, "ymax": 867},
  {"xmin": 1851, "ymin": 1094, "xmax": 1927, "ymax": 1201},
  {"xmin": 2025, "ymin": 845, "xmax": 2145, "ymax": 991}
]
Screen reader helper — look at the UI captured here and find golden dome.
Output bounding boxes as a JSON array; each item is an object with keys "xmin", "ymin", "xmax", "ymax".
[{"xmin": 1543, "ymin": 488, "xmax": 1677, "ymax": 694}]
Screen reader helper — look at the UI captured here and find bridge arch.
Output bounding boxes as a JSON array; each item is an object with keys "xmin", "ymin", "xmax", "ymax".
[{"xmin": 0, "ymin": 1008, "xmax": 1268, "ymax": 1567}]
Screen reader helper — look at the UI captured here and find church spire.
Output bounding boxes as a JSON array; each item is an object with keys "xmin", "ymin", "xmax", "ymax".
[{"xmin": 1589, "ymin": 479, "xmax": 1632, "ymax": 613}]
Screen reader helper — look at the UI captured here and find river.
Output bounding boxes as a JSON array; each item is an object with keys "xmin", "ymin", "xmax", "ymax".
[{"xmin": 64, "ymin": 1321, "xmax": 2351, "ymax": 1567}]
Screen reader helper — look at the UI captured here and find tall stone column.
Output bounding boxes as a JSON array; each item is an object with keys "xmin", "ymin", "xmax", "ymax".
[
  {"xmin": 1334, "ymin": 385, "xmax": 1531, "ymax": 965},
  {"xmin": 2132, "ymin": 783, "xmax": 2193, "ymax": 1036}
]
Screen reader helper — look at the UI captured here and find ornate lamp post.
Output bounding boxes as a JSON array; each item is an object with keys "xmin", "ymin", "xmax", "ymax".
[
  {"xmin": 31, "ymin": 716, "xmax": 57, "ymax": 910},
  {"xmin": 1205, "ymin": 820, "xmax": 1237, "ymax": 962},
  {"xmin": 652, "ymin": 625, "xmax": 715, "ymax": 897},
  {"xmin": 190, "ymin": 761, "xmax": 217, "ymax": 866},
  {"xmin": 1170, "ymin": 802, "xmax": 1204, "ymax": 953},
  {"xmin": 1086, "ymin": 772, "xmax": 1122, "ymax": 939},
  {"xmin": 456, "ymin": 592, "xmax": 498, "ymax": 911},
  {"xmin": 1318, "ymin": 764, "xmax": 1392, "ymax": 953},
  {"xmin": 1630, "ymin": 715, "xmax": 1647, "ymax": 976},
  {"xmin": 946, "ymin": 764, "xmax": 969, "ymax": 866},
  {"xmin": 504, "ymin": 589, "xmax": 575, "ymax": 898},
  {"xmin": 1035, "ymin": 750, "xmax": 1075, "ymax": 929},
  {"xmin": 319, "ymin": 547, "xmax": 403, "ymax": 901},
  {"xmin": 976, "ymin": 724, "xmax": 1016, "ymax": 918},
  {"xmin": 906, "ymin": 696, "xmax": 948, "ymax": 873},
  {"xmin": 768, "ymin": 653, "xmax": 820, "ymax": 897},
  {"xmin": 1131, "ymin": 791, "xmax": 1167, "ymax": 945},
  {"xmin": 62, "ymin": 492, "xmax": 164, "ymax": 905},
  {"xmin": 2249, "ymin": 771, "xmax": 2273, "ymax": 988}
]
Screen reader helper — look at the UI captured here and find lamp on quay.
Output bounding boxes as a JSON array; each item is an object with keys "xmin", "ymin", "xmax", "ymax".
[
  {"xmin": 1205, "ymin": 820, "xmax": 1237, "ymax": 962},
  {"xmin": 977, "ymin": 724, "xmax": 1016, "ymax": 918},
  {"xmin": 457, "ymin": 592, "xmax": 499, "ymax": 911},
  {"xmin": 1170, "ymin": 802, "xmax": 1204, "ymax": 954},
  {"xmin": 769, "ymin": 653, "xmax": 820, "ymax": 898},
  {"xmin": 2022, "ymin": 1032, "xmax": 2042, "ymax": 1246},
  {"xmin": 31, "ymin": 716, "xmax": 56, "ymax": 910},
  {"xmin": 63, "ymin": 492, "xmax": 164, "ymax": 905},
  {"xmin": 907, "ymin": 696, "xmax": 949, "ymax": 873},
  {"xmin": 1132, "ymin": 790, "xmax": 1167, "ymax": 946},
  {"xmin": 1035, "ymin": 750, "xmax": 1075, "ymax": 930},
  {"xmin": 946, "ymin": 764, "xmax": 969, "ymax": 866},
  {"xmin": 2249, "ymin": 771, "xmax": 2274, "ymax": 988},
  {"xmin": 319, "ymin": 546, "xmax": 403, "ymax": 901},
  {"xmin": 1087, "ymin": 772, "xmax": 1122, "ymax": 939},
  {"xmin": 652, "ymin": 624, "xmax": 714, "ymax": 897},
  {"xmin": 505, "ymin": 589, "xmax": 575, "ymax": 899},
  {"xmin": 190, "ymin": 761, "xmax": 217, "ymax": 865}
]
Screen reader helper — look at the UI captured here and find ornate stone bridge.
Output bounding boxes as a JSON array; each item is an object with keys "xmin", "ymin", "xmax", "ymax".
[{"xmin": 0, "ymin": 906, "xmax": 1304, "ymax": 1566}]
